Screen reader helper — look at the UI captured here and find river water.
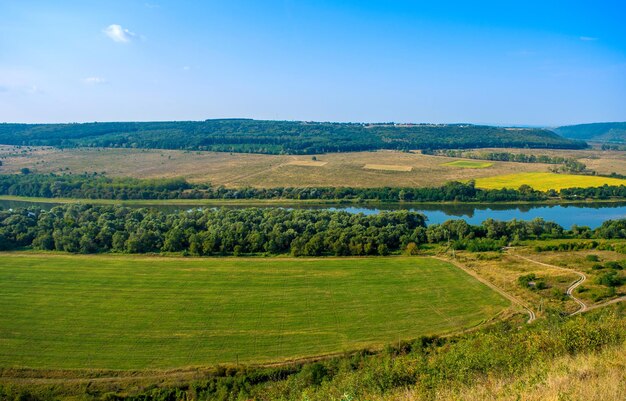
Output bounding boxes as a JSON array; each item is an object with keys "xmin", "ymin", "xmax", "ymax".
[{"xmin": 1, "ymin": 199, "xmax": 624, "ymax": 229}]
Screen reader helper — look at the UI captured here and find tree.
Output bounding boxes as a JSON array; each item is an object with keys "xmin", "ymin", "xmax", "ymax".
[{"xmin": 405, "ymin": 242, "xmax": 419, "ymax": 255}]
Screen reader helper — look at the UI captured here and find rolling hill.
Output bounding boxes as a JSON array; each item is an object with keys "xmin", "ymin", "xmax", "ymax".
[
  {"xmin": 0, "ymin": 119, "xmax": 586, "ymax": 154},
  {"xmin": 554, "ymin": 122, "xmax": 626, "ymax": 143}
]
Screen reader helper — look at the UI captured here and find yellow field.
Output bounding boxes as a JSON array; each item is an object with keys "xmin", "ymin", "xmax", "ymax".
[
  {"xmin": 474, "ymin": 172, "xmax": 626, "ymax": 191},
  {"xmin": 443, "ymin": 160, "xmax": 493, "ymax": 169}
]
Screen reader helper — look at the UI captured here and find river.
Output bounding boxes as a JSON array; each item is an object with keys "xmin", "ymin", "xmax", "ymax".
[{"xmin": 2, "ymin": 199, "xmax": 624, "ymax": 228}]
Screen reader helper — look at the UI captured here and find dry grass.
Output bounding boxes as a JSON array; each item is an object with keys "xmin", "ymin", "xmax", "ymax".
[
  {"xmin": 454, "ymin": 251, "xmax": 580, "ymax": 315},
  {"xmin": 286, "ymin": 160, "xmax": 328, "ymax": 167},
  {"xmin": 473, "ymin": 147, "xmax": 626, "ymax": 176},
  {"xmin": 0, "ymin": 146, "xmax": 554, "ymax": 188},
  {"xmin": 363, "ymin": 164, "xmax": 413, "ymax": 172},
  {"xmin": 388, "ymin": 341, "xmax": 626, "ymax": 401},
  {"xmin": 515, "ymin": 246, "xmax": 626, "ymax": 306}
]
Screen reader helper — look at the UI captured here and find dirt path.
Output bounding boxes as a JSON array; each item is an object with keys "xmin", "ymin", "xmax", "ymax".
[
  {"xmin": 574, "ymin": 295, "xmax": 626, "ymax": 315},
  {"xmin": 508, "ymin": 252, "xmax": 587, "ymax": 314},
  {"xmin": 434, "ymin": 256, "xmax": 536, "ymax": 323}
]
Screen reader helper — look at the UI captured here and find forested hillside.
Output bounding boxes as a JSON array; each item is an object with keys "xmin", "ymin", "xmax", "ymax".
[
  {"xmin": 0, "ymin": 119, "xmax": 585, "ymax": 154},
  {"xmin": 555, "ymin": 122, "xmax": 626, "ymax": 143}
]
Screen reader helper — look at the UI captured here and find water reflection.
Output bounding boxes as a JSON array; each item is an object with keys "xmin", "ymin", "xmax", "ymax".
[{"xmin": 1, "ymin": 199, "xmax": 624, "ymax": 229}]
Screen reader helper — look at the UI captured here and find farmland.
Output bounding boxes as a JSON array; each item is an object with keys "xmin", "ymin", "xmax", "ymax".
[
  {"xmin": 0, "ymin": 254, "xmax": 508, "ymax": 370},
  {"xmin": 474, "ymin": 172, "xmax": 626, "ymax": 191},
  {"xmin": 0, "ymin": 146, "xmax": 558, "ymax": 188},
  {"xmin": 2, "ymin": 146, "xmax": 624, "ymax": 189},
  {"xmin": 443, "ymin": 160, "xmax": 493, "ymax": 168}
]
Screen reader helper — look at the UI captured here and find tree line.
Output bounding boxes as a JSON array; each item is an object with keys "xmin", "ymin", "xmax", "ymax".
[
  {"xmin": 423, "ymin": 149, "xmax": 588, "ymax": 173},
  {"xmin": 1, "ymin": 204, "xmax": 624, "ymax": 256},
  {"xmin": 0, "ymin": 119, "xmax": 586, "ymax": 155},
  {"xmin": 2, "ymin": 173, "xmax": 626, "ymax": 202}
]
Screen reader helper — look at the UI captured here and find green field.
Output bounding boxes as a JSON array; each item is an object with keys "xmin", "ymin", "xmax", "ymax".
[
  {"xmin": 474, "ymin": 172, "xmax": 626, "ymax": 191},
  {"xmin": 0, "ymin": 254, "xmax": 508, "ymax": 370},
  {"xmin": 443, "ymin": 160, "xmax": 494, "ymax": 168}
]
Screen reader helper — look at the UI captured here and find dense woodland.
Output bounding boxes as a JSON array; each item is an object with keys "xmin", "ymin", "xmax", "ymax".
[
  {"xmin": 0, "ymin": 120, "xmax": 586, "ymax": 154},
  {"xmin": 1, "ymin": 204, "xmax": 624, "ymax": 256},
  {"xmin": 555, "ymin": 122, "xmax": 626, "ymax": 143},
  {"xmin": 1, "ymin": 173, "xmax": 626, "ymax": 202}
]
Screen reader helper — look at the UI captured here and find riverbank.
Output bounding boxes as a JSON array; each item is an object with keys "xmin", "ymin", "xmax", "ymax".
[{"xmin": 2, "ymin": 194, "xmax": 626, "ymax": 208}]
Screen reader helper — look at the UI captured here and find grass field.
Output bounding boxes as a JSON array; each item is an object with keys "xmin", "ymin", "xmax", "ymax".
[
  {"xmin": 474, "ymin": 172, "xmax": 626, "ymax": 191},
  {"xmin": 443, "ymin": 160, "xmax": 493, "ymax": 168},
  {"xmin": 0, "ymin": 254, "xmax": 508, "ymax": 370}
]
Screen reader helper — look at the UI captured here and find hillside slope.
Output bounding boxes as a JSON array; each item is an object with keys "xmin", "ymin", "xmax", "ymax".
[
  {"xmin": 0, "ymin": 119, "xmax": 586, "ymax": 154},
  {"xmin": 555, "ymin": 122, "xmax": 626, "ymax": 143}
]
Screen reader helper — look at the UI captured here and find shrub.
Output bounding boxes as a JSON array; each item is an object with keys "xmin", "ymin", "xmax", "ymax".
[
  {"xmin": 595, "ymin": 271, "xmax": 623, "ymax": 287},
  {"xmin": 604, "ymin": 261, "xmax": 624, "ymax": 270}
]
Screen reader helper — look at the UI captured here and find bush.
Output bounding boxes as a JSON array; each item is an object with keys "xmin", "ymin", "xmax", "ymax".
[
  {"xmin": 518, "ymin": 273, "xmax": 537, "ymax": 287},
  {"xmin": 585, "ymin": 254, "xmax": 600, "ymax": 262},
  {"xmin": 605, "ymin": 261, "xmax": 624, "ymax": 270},
  {"xmin": 405, "ymin": 242, "xmax": 419, "ymax": 255},
  {"xmin": 595, "ymin": 271, "xmax": 624, "ymax": 287}
]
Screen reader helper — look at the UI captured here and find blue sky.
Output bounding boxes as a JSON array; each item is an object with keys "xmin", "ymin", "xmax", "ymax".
[{"xmin": 0, "ymin": 0, "xmax": 625, "ymax": 125}]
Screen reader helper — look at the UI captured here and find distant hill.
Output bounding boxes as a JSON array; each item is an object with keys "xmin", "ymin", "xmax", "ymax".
[
  {"xmin": 554, "ymin": 122, "xmax": 626, "ymax": 143},
  {"xmin": 0, "ymin": 119, "xmax": 586, "ymax": 154}
]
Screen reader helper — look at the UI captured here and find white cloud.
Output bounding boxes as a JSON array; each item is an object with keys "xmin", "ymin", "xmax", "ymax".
[
  {"xmin": 182, "ymin": 66, "xmax": 191, "ymax": 71},
  {"xmin": 82, "ymin": 77, "xmax": 108, "ymax": 85},
  {"xmin": 103, "ymin": 24, "xmax": 135, "ymax": 43},
  {"xmin": 580, "ymin": 36, "xmax": 598, "ymax": 41}
]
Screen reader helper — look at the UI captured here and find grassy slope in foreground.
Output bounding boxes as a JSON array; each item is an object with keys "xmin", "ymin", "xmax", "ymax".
[
  {"xmin": 474, "ymin": 172, "xmax": 626, "ymax": 191},
  {"xmin": 0, "ymin": 254, "xmax": 508, "ymax": 370}
]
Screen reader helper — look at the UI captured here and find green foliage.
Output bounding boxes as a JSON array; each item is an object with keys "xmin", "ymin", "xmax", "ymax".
[
  {"xmin": 604, "ymin": 260, "xmax": 624, "ymax": 270},
  {"xmin": 1, "ymin": 204, "xmax": 624, "ymax": 256},
  {"xmin": 0, "ymin": 205, "xmax": 426, "ymax": 256},
  {"xmin": 595, "ymin": 271, "xmax": 624, "ymax": 287},
  {"xmin": 555, "ymin": 122, "xmax": 626, "ymax": 143},
  {"xmin": 518, "ymin": 273, "xmax": 547, "ymax": 290},
  {"xmin": 0, "ymin": 120, "xmax": 586, "ymax": 154},
  {"xmin": 2, "ymin": 173, "xmax": 626, "ymax": 202},
  {"xmin": 518, "ymin": 273, "xmax": 536, "ymax": 287}
]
